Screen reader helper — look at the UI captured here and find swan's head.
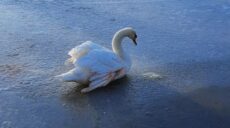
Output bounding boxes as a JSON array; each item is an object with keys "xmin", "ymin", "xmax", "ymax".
[
  {"xmin": 127, "ymin": 28, "xmax": 137, "ymax": 45},
  {"xmin": 115, "ymin": 27, "xmax": 138, "ymax": 45}
]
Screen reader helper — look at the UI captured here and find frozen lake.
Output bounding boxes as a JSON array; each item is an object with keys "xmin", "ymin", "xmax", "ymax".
[{"xmin": 0, "ymin": 0, "xmax": 230, "ymax": 128}]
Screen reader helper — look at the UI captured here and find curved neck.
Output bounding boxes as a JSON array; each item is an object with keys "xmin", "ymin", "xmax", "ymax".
[
  {"xmin": 112, "ymin": 33, "xmax": 124, "ymax": 58},
  {"xmin": 112, "ymin": 31, "xmax": 131, "ymax": 70}
]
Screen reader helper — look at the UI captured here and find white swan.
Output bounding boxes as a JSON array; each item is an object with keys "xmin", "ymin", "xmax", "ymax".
[{"xmin": 57, "ymin": 27, "xmax": 137, "ymax": 93}]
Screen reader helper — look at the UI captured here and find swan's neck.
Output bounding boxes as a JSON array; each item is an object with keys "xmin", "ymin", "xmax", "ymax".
[{"xmin": 112, "ymin": 32, "xmax": 131, "ymax": 70}]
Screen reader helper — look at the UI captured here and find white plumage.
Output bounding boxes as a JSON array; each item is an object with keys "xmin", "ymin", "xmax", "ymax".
[{"xmin": 57, "ymin": 27, "xmax": 137, "ymax": 93}]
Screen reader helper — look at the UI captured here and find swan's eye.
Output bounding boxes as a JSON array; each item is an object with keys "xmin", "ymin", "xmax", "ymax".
[{"xmin": 134, "ymin": 34, "xmax": 137, "ymax": 38}]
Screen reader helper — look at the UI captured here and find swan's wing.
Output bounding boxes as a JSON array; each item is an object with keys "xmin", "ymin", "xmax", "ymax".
[
  {"xmin": 80, "ymin": 68, "xmax": 126, "ymax": 93},
  {"xmin": 75, "ymin": 49, "xmax": 124, "ymax": 74},
  {"xmin": 66, "ymin": 41, "xmax": 107, "ymax": 64},
  {"xmin": 81, "ymin": 72, "xmax": 116, "ymax": 93}
]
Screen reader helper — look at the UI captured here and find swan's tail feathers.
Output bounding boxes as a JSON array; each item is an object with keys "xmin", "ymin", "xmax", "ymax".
[
  {"xmin": 64, "ymin": 58, "xmax": 74, "ymax": 65},
  {"xmin": 55, "ymin": 69, "xmax": 77, "ymax": 82},
  {"xmin": 67, "ymin": 45, "xmax": 89, "ymax": 64},
  {"xmin": 65, "ymin": 48, "xmax": 77, "ymax": 65}
]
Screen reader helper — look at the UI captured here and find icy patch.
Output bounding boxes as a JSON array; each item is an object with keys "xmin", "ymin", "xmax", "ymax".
[
  {"xmin": 142, "ymin": 72, "xmax": 162, "ymax": 80},
  {"xmin": 0, "ymin": 87, "xmax": 11, "ymax": 92}
]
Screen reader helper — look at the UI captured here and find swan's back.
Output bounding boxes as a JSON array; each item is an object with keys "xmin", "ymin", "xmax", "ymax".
[{"xmin": 67, "ymin": 41, "xmax": 107, "ymax": 64}]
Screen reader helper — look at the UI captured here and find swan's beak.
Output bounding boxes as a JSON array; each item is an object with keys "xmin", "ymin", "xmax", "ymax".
[
  {"xmin": 132, "ymin": 34, "xmax": 137, "ymax": 45},
  {"xmin": 132, "ymin": 39, "xmax": 137, "ymax": 45}
]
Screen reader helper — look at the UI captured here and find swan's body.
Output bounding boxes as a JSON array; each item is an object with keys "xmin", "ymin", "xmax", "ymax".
[{"xmin": 57, "ymin": 27, "xmax": 137, "ymax": 93}]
